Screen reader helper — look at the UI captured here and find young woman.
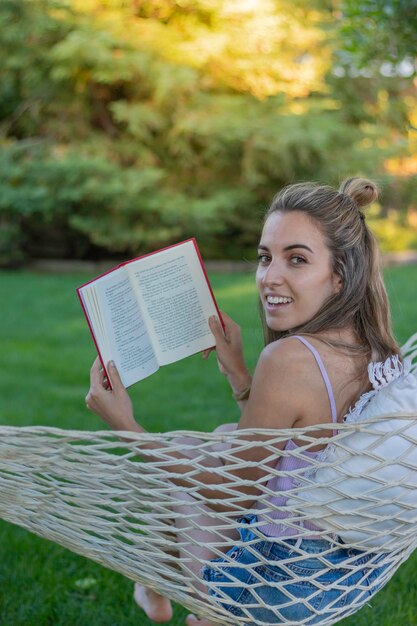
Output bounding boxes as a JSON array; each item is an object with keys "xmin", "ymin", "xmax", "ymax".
[{"xmin": 86, "ymin": 177, "xmax": 400, "ymax": 625}]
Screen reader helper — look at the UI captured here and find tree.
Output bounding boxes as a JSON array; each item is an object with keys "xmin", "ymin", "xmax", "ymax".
[
  {"xmin": 0, "ymin": 0, "xmax": 415, "ymax": 265},
  {"xmin": 339, "ymin": 0, "xmax": 417, "ymax": 71}
]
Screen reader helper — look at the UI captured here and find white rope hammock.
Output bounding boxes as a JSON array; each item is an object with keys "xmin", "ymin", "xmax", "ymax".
[{"xmin": 1, "ymin": 334, "xmax": 416, "ymax": 626}]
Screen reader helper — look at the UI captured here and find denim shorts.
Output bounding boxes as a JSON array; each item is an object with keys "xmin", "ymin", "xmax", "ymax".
[{"xmin": 201, "ymin": 514, "xmax": 389, "ymax": 625}]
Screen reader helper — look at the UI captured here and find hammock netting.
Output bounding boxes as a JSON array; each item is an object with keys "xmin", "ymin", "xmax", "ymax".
[{"xmin": 0, "ymin": 334, "xmax": 416, "ymax": 625}]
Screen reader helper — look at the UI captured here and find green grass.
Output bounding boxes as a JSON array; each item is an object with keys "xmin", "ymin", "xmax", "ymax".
[{"xmin": 0, "ymin": 266, "xmax": 416, "ymax": 625}]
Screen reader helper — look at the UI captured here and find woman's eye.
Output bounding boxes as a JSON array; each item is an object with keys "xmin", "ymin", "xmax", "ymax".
[
  {"xmin": 290, "ymin": 255, "xmax": 306, "ymax": 265},
  {"xmin": 257, "ymin": 254, "xmax": 270, "ymax": 264}
]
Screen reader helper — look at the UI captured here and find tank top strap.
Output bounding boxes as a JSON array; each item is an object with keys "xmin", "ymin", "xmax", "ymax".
[{"xmin": 290, "ymin": 335, "xmax": 338, "ymax": 424}]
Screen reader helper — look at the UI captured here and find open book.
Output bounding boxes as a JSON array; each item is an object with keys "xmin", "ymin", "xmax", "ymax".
[{"xmin": 77, "ymin": 239, "xmax": 221, "ymax": 387}]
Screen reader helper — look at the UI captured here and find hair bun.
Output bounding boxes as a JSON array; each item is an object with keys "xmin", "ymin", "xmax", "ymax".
[{"xmin": 339, "ymin": 177, "xmax": 378, "ymax": 208}]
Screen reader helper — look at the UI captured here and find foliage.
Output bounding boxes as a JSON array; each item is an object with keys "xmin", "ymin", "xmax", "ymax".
[
  {"xmin": 0, "ymin": 0, "xmax": 415, "ymax": 265},
  {"xmin": 0, "ymin": 0, "xmax": 73, "ymax": 133},
  {"xmin": 368, "ymin": 216, "xmax": 417, "ymax": 252},
  {"xmin": 339, "ymin": 0, "xmax": 417, "ymax": 70}
]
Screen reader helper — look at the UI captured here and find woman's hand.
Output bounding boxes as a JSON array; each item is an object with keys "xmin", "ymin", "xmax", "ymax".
[
  {"xmin": 85, "ymin": 358, "xmax": 139, "ymax": 432},
  {"xmin": 203, "ymin": 311, "xmax": 251, "ymax": 393}
]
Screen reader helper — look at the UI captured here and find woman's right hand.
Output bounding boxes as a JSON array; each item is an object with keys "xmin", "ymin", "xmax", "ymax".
[{"xmin": 204, "ymin": 311, "xmax": 251, "ymax": 392}]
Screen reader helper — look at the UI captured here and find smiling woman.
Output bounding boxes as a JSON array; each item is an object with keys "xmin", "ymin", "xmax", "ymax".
[{"xmin": 78, "ymin": 176, "xmax": 410, "ymax": 626}]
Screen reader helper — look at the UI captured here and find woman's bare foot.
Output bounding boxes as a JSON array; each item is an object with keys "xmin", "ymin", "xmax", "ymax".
[
  {"xmin": 185, "ymin": 615, "xmax": 215, "ymax": 626},
  {"xmin": 133, "ymin": 583, "xmax": 173, "ymax": 623}
]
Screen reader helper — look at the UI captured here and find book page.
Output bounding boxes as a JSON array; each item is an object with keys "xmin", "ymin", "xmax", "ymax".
[
  {"xmin": 127, "ymin": 241, "xmax": 217, "ymax": 365},
  {"xmin": 92, "ymin": 269, "xmax": 159, "ymax": 387}
]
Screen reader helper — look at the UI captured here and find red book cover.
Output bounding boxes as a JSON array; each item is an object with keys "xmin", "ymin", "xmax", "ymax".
[{"xmin": 77, "ymin": 238, "xmax": 223, "ymax": 387}]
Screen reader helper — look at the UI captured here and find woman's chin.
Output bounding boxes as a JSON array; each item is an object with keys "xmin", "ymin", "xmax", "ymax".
[
  {"xmin": 264, "ymin": 310, "xmax": 309, "ymax": 333},
  {"xmin": 266, "ymin": 319, "xmax": 291, "ymax": 332}
]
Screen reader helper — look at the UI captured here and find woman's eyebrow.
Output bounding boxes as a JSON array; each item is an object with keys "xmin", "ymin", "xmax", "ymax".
[
  {"xmin": 258, "ymin": 243, "xmax": 314, "ymax": 253},
  {"xmin": 284, "ymin": 244, "xmax": 314, "ymax": 253}
]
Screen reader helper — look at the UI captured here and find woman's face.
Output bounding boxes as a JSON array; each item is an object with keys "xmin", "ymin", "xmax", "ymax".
[{"xmin": 256, "ymin": 210, "xmax": 342, "ymax": 332}]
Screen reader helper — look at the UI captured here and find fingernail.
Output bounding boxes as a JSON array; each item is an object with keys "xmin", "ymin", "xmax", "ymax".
[{"xmin": 109, "ymin": 360, "xmax": 115, "ymax": 367}]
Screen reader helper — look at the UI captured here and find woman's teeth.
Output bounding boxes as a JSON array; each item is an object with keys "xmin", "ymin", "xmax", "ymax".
[{"xmin": 266, "ymin": 296, "xmax": 293, "ymax": 304}]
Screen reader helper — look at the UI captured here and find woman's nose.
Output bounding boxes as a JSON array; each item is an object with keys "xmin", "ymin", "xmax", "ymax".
[{"xmin": 262, "ymin": 261, "xmax": 285, "ymax": 286}]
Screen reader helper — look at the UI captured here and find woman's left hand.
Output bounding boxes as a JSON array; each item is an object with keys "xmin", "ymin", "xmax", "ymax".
[{"xmin": 85, "ymin": 358, "xmax": 138, "ymax": 432}]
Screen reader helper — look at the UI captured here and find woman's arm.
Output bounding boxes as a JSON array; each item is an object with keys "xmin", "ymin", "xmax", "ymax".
[
  {"xmin": 85, "ymin": 308, "xmax": 250, "ymax": 430},
  {"xmin": 86, "ymin": 340, "xmax": 302, "ymax": 513},
  {"xmin": 203, "ymin": 312, "xmax": 252, "ymax": 411}
]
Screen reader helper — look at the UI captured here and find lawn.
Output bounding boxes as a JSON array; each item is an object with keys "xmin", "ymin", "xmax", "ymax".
[{"xmin": 0, "ymin": 265, "xmax": 416, "ymax": 625}]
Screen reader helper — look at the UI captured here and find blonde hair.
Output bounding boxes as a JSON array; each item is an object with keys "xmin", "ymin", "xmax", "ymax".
[{"xmin": 260, "ymin": 177, "xmax": 401, "ymax": 362}]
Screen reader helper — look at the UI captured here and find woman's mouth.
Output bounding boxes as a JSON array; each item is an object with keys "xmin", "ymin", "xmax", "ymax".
[{"xmin": 265, "ymin": 295, "xmax": 294, "ymax": 310}]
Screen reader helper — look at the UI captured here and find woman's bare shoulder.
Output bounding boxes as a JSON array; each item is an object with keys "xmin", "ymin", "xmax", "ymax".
[
  {"xmin": 260, "ymin": 336, "xmax": 314, "ymax": 372},
  {"xmin": 238, "ymin": 339, "xmax": 314, "ymax": 431}
]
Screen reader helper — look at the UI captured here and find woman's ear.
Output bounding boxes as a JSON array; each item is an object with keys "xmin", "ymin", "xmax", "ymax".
[{"xmin": 332, "ymin": 273, "xmax": 343, "ymax": 294}]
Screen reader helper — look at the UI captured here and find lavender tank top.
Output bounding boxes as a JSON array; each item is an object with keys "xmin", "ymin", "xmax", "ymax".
[{"xmin": 256, "ymin": 335, "xmax": 338, "ymax": 538}]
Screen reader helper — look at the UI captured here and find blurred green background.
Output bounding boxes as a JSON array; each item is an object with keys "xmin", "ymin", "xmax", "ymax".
[{"xmin": 1, "ymin": 0, "xmax": 417, "ymax": 266}]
